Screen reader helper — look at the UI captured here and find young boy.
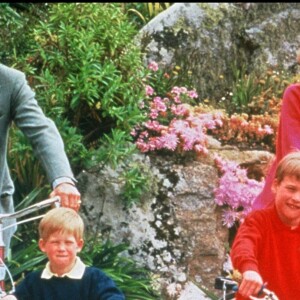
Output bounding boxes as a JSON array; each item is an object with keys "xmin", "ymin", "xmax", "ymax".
[
  {"xmin": 3, "ymin": 207, "xmax": 125, "ymax": 300},
  {"xmin": 231, "ymin": 151, "xmax": 300, "ymax": 299}
]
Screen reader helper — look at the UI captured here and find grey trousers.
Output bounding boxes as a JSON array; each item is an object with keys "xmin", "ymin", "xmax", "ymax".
[{"xmin": 0, "ymin": 195, "xmax": 16, "ymax": 258}]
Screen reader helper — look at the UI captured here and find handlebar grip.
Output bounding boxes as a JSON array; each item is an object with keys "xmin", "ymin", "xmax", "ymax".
[
  {"xmin": 53, "ymin": 196, "xmax": 61, "ymax": 207},
  {"xmin": 214, "ymin": 277, "xmax": 238, "ymax": 291}
]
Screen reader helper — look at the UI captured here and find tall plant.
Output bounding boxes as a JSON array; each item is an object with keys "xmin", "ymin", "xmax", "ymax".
[
  {"xmin": 8, "ymin": 3, "xmax": 149, "ymax": 203},
  {"xmin": 14, "ymin": 3, "xmax": 146, "ymax": 161}
]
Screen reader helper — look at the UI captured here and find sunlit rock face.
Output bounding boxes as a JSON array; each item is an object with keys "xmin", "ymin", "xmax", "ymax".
[{"xmin": 137, "ymin": 3, "xmax": 300, "ymax": 103}]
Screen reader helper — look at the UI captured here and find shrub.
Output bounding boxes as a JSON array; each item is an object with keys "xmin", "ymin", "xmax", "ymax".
[
  {"xmin": 0, "ymin": 3, "xmax": 49, "ymax": 65},
  {"xmin": 132, "ymin": 61, "xmax": 224, "ymax": 157},
  {"xmin": 8, "ymin": 3, "xmax": 149, "ymax": 202}
]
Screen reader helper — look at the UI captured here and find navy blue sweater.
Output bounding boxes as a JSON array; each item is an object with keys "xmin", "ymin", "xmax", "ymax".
[{"xmin": 13, "ymin": 266, "xmax": 125, "ymax": 300}]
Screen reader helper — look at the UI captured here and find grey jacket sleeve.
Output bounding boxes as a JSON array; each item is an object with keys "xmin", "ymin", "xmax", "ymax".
[{"xmin": 9, "ymin": 67, "xmax": 75, "ymax": 185}]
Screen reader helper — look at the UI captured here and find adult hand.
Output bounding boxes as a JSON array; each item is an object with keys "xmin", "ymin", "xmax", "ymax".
[
  {"xmin": 50, "ymin": 183, "xmax": 81, "ymax": 212},
  {"xmin": 238, "ymin": 270, "xmax": 263, "ymax": 299}
]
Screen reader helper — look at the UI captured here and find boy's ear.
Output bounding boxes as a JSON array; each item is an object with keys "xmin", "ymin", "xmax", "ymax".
[
  {"xmin": 39, "ymin": 239, "xmax": 46, "ymax": 252},
  {"xmin": 271, "ymin": 179, "xmax": 278, "ymax": 194},
  {"xmin": 77, "ymin": 239, "xmax": 84, "ymax": 253}
]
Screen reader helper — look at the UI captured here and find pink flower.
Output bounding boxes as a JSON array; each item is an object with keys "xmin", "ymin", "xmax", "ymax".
[
  {"xmin": 194, "ymin": 144, "xmax": 208, "ymax": 155},
  {"xmin": 213, "ymin": 156, "xmax": 264, "ymax": 227},
  {"xmin": 173, "ymin": 96, "xmax": 181, "ymax": 104},
  {"xmin": 187, "ymin": 90, "xmax": 198, "ymax": 99},
  {"xmin": 130, "ymin": 129, "xmax": 137, "ymax": 136},
  {"xmin": 145, "ymin": 85, "xmax": 154, "ymax": 96},
  {"xmin": 149, "ymin": 109, "xmax": 159, "ymax": 119},
  {"xmin": 148, "ymin": 61, "xmax": 159, "ymax": 72},
  {"xmin": 152, "ymin": 97, "xmax": 167, "ymax": 112},
  {"xmin": 158, "ymin": 133, "xmax": 179, "ymax": 151},
  {"xmin": 222, "ymin": 209, "xmax": 239, "ymax": 228},
  {"xmin": 145, "ymin": 120, "xmax": 163, "ymax": 132},
  {"xmin": 263, "ymin": 125, "xmax": 273, "ymax": 134},
  {"xmin": 136, "ymin": 139, "xmax": 149, "ymax": 152},
  {"xmin": 171, "ymin": 86, "xmax": 181, "ymax": 95},
  {"xmin": 171, "ymin": 104, "xmax": 189, "ymax": 116},
  {"xmin": 170, "ymin": 119, "xmax": 189, "ymax": 133}
]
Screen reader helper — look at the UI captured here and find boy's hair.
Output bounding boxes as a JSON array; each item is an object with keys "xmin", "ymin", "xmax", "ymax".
[
  {"xmin": 275, "ymin": 151, "xmax": 300, "ymax": 183},
  {"xmin": 39, "ymin": 207, "xmax": 84, "ymax": 241}
]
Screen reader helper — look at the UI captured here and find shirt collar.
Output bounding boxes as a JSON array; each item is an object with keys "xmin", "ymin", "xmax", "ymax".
[{"xmin": 41, "ymin": 256, "xmax": 86, "ymax": 279}]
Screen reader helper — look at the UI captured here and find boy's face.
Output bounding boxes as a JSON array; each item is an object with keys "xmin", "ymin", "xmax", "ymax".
[
  {"xmin": 39, "ymin": 231, "xmax": 83, "ymax": 276},
  {"xmin": 272, "ymin": 175, "xmax": 300, "ymax": 227}
]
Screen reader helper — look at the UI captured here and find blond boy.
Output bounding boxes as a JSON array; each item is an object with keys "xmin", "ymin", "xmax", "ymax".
[{"xmin": 4, "ymin": 207, "xmax": 124, "ymax": 300}]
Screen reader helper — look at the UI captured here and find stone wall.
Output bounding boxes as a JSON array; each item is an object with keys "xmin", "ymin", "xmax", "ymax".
[{"xmin": 77, "ymin": 141, "xmax": 273, "ymax": 299}]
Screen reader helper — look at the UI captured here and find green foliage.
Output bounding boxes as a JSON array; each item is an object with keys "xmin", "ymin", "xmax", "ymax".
[
  {"xmin": 20, "ymin": 3, "xmax": 146, "ymax": 147},
  {"xmin": 222, "ymin": 63, "xmax": 291, "ymax": 115},
  {"xmin": 8, "ymin": 127, "xmax": 49, "ymax": 202},
  {"xmin": 230, "ymin": 67, "xmax": 258, "ymax": 111},
  {"xmin": 120, "ymin": 162, "xmax": 154, "ymax": 207},
  {"xmin": 0, "ymin": 3, "xmax": 49, "ymax": 65},
  {"xmin": 124, "ymin": 3, "xmax": 172, "ymax": 27},
  {"xmin": 81, "ymin": 239, "xmax": 159, "ymax": 299},
  {"xmin": 96, "ymin": 130, "xmax": 154, "ymax": 206},
  {"xmin": 96, "ymin": 129, "xmax": 137, "ymax": 168}
]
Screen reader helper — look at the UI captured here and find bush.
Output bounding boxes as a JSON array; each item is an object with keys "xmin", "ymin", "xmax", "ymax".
[
  {"xmin": 9, "ymin": 3, "xmax": 149, "ymax": 201},
  {"xmin": 0, "ymin": 3, "xmax": 49, "ymax": 65},
  {"xmin": 20, "ymin": 3, "xmax": 146, "ymax": 147}
]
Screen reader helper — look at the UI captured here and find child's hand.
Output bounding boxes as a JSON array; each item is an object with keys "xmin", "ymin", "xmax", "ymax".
[{"xmin": 238, "ymin": 270, "xmax": 263, "ymax": 298}]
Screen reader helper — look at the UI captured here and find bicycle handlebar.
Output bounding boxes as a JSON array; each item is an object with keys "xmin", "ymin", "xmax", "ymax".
[
  {"xmin": 0, "ymin": 196, "xmax": 60, "ymax": 222},
  {"xmin": 215, "ymin": 276, "xmax": 279, "ymax": 300}
]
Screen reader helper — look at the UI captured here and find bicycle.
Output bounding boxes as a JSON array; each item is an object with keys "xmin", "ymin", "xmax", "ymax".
[
  {"xmin": 0, "ymin": 196, "xmax": 60, "ymax": 298},
  {"xmin": 214, "ymin": 276, "xmax": 279, "ymax": 300}
]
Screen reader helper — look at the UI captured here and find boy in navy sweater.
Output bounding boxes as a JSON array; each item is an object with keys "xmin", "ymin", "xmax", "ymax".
[{"xmin": 3, "ymin": 207, "xmax": 125, "ymax": 300}]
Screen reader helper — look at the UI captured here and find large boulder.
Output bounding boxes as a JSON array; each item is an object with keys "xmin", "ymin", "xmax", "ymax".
[{"xmin": 137, "ymin": 3, "xmax": 300, "ymax": 102}]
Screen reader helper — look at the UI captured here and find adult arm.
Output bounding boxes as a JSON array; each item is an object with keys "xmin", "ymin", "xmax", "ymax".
[
  {"xmin": 10, "ymin": 67, "xmax": 81, "ymax": 209},
  {"xmin": 252, "ymin": 84, "xmax": 300, "ymax": 210}
]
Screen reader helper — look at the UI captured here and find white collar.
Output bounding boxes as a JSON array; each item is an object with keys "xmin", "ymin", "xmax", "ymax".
[{"xmin": 41, "ymin": 256, "xmax": 86, "ymax": 279}]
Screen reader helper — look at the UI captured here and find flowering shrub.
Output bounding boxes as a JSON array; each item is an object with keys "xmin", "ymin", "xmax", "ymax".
[
  {"xmin": 131, "ymin": 61, "xmax": 277, "ymax": 229},
  {"xmin": 214, "ymin": 155, "xmax": 264, "ymax": 228},
  {"xmin": 193, "ymin": 104, "xmax": 276, "ymax": 151},
  {"xmin": 131, "ymin": 62, "xmax": 224, "ymax": 156},
  {"xmin": 210, "ymin": 111, "xmax": 277, "ymax": 152}
]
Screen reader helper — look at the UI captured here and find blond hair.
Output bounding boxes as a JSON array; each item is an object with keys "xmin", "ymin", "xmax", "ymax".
[
  {"xmin": 275, "ymin": 151, "xmax": 300, "ymax": 183},
  {"xmin": 39, "ymin": 207, "xmax": 84, "ymax": 241}
]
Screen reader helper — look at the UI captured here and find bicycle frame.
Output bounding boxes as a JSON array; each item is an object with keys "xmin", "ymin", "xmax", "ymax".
[{"xmin": 0, "ymin": 196, "xmax": 60, "ymax": 297}]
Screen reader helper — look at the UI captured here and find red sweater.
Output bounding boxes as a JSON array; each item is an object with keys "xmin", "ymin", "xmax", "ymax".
[
  {"xmin": 231, "ymin": 205, "xmax": 300, "ymax": 300},
  {"xmin": 253, "ymin": 84, "xmax": 300, "ymax": 210}
]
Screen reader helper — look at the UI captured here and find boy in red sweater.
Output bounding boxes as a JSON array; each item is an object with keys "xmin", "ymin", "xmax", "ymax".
[{"xmin": 231, "ymin": 151, "xmax": 300, "ymax": 300}]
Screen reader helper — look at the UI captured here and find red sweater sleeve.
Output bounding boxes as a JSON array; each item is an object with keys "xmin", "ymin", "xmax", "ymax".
[{"xmin": 230, "ymin": 211, "xmax": 265, "ymax": 274}]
